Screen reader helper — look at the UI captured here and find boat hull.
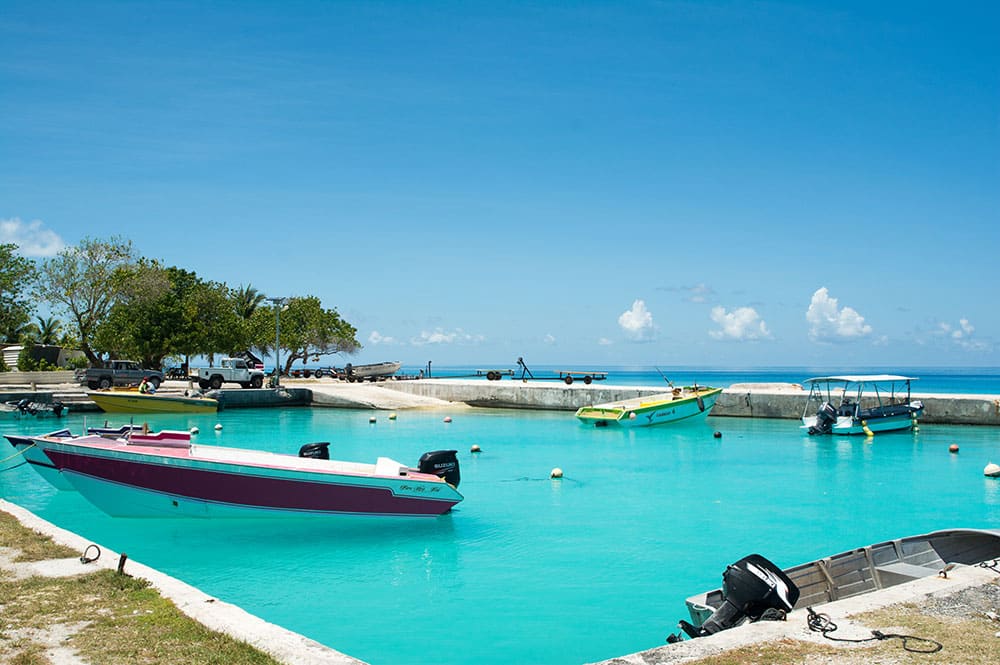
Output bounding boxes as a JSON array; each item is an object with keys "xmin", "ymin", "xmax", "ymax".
[
  {"xmin": 576, "ymin": 388, "xmax": 722, "ymax": 428},
  {"xmin": 802, "ymin": 404, "xmax": 924, "ymax": 435},
  {"xmin": 87, "ymin": 391, "xmax": 218, "ymax": 413},
  {"xmin": 35, "ymin": 437, "xmax": 462, "ymax": 518},
  {"xmin": 3, "ymin": 430, "xmax": 75, "ymax": 490}
]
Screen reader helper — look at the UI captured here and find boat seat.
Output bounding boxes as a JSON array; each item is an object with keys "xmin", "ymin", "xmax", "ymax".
[
  {"xmin": 374, "ymin": 457, "xmax": 408, "ymax": 477},
  {"xmin": 874, "ymin": 561, "xmax": 942, "ymax": 586}
]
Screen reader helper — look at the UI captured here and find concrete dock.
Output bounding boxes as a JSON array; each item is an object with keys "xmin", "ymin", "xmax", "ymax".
[{"xmin": 5, "ymin": 375, "xmax": 1000, "ymax": 425}]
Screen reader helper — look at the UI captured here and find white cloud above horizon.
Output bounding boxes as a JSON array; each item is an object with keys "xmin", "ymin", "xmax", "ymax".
[
  {"xmin": 937, "ymin": 318, "xmax": 989, "ymax": 351},
  {"xmin": 806, "ymin": 287, "xmax": 872, "ymax": 341},
  {"xmin": 411, "ymin": 328, "xmax": 485, "ymax": 346},
  {"xmin": 709, "ymin": 306, "xmax": 771, "ymax": 340},
  {"xmin": 0, "ymin": 217, "xmax": 65, "ymax": 257},
  {"xmin": 368, "ymin": 330, "xmax": 397, "ymax": 345},
  {"xmin": 618, "ymin": 299, "xmax": 656, "ymax": 342}
]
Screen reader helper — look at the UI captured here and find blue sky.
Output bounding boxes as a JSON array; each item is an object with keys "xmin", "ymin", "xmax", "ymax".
[{"xmin": 2, "ymin": 1, "xmax": 998, "ymax": 368}]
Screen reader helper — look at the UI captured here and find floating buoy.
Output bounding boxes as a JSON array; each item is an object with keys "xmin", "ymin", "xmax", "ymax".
[
  {"xmin": 444, "ymin": 416, "xmax": 452, "ymax": 423},
  {"xmin": 628, "ymin": 412, "xmax": 636, "ymax": 420},
  {"xmin": 471, "ymin": 444, "xmax": 481, "ymax": 453},
  {"xmin": 214, "ymin": 423, "xmax": 223, "ymax": 431},
  {"xmin": 949, "ymin": 444, "xmax": 959, "ymax": 453},
  {"xmin": 912, "ymin": 418, "xmax": 919, "ymax": 432},
  {"xmin": 190, "ymin": 427, "xmax": 199, "ymax": 434},
  {"xmin": 713, "ymin": 431, "xmax": 722, "ymax": 439},
  {"xmin": 862, "ymin": 420, "xmax": 873, "ymax": 437},
  {"xmin": 369, "ymin": 416, "xmax": 377, "ymax": 424},
  {"xmin": 388, "ymin": 413, "xmax": 397, "ymax": 420},
  {"xmin": 985, "ymin": 462, "xmax": 1000, "ymax": 478},
  {"xmin": 550, "ymin": 467, "xmax": 563, "ymax": 479}
]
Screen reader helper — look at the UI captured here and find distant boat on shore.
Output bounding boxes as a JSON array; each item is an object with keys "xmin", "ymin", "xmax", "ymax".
[{"xmin": 344, "ymin": 361, "xmax": 401, "ymax": 382}]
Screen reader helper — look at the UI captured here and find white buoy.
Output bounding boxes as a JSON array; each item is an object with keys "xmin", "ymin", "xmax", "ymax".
[
  {"xmin": 985, "ymin": 462, "xmax": 1000, "ymax": 478},
  {"xmin": 550, "ymin": 467, "xmax": 563, "ymax": 479},
  {"xmin": 471, "ymin": 444, "xmax": 481, "ymax": 453},
  {"xmin": 214, "ymin": 423, "xmax": 223, "ymax": 431},
  {"xmin": 190, "ymin": 427, "xmax": 199, "ymax": 434},
  {"xmin": 369, "ymin": 416, "xmax": 377, "ymax": 424},
  {"xmin": 444, "ymin": 416, "xmax": 452, "ymax": 423}
]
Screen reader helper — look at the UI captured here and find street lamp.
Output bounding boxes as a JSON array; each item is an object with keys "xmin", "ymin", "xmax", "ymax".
[{"xmin": 266, "ymin": 297, "xmax": 289, "ymax": 388}]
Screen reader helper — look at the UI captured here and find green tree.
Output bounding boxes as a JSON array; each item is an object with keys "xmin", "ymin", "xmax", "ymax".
[
  {"xmin": 269, "ymin": 296, "xmax": 360, "ymax": 374},
  {"xmin": 232, "ymin": 284, "xmax": 265, "ymax": 320},
  {"xmin": 35, "ymin": 236, "xmax": 137, "ymax": 366},
  {"xmin": 0, "ymin": 243, "xmax": 37, "ymax": 342},
  {"xmin": 33, "ymin": 315, "xmax": 63, "ymax": 345},
  {"xmin": 96, "ymin": 264, "xmax": 243, "ymax": 368}
]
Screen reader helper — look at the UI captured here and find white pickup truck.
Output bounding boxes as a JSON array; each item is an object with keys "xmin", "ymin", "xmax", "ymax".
[{"xmin": 196, "ymin": 357, "xmax": 265, "ymax": 390}]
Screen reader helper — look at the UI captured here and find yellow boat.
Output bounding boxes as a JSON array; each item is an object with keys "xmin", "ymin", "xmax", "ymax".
[
  {"xmin": 575, "ymin": 385, "xmax": 722, "ymax": 427},
  {"xmin": 87, "ymin": 391, "xmax": 218, "ymax": 414}
]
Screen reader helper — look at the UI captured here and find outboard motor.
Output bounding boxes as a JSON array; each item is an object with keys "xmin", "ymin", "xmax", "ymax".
[
  {"xmin": 808, "ymin": 402, "xmax": 837, "ymax": 435},
  {"xmin": 678, "ymin": 554, "xmax": 799, "ymax": 639},
  {"xmin": 418, "ymin": 450, "xmax": 460, "ymax": 488},
  {"xmin": 298, "ymin": 442, "xmax": 330, "ymax": 460},
  {"xmin": 52, "ymin": 401, "xmax": 65, "ymax": 417}
]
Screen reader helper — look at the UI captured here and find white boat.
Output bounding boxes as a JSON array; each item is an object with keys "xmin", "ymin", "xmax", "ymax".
[
  {"xmin": 801, "ymin": 375, "xmax": 924, "ymax": 435},
  {"xmin": 674, "ymin": 528, "xmax": 1000, "ymax": 641},
  {"xmin": 344, "ymin": 361, "xmax": 401, "ymax": 382}
]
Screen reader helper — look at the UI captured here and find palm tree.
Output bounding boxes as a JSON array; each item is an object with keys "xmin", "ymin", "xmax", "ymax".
[
  {"xmin": 34, "ymin": 316, "xmax": 63, "ymax": 345},
  {"xmin": 232, "ymin": 284, "xmax": 265, "ymax": 320}
]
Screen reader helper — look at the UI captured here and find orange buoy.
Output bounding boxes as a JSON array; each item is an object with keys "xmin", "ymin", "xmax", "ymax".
[
  {"xmin": 949, "ymin": 444, "xmax": 959, "ymax": 453},
  {"xmin": 444, "ymin": 416, "xmax": 452, "ymax": 423}
]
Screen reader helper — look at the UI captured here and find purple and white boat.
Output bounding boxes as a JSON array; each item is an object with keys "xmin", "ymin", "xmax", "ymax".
[
  {"xmin": 4, "ymin": 424, "xmax": 144, "ymax": 490},
  {"xmin": 29, "ymin": 431, "xmax": 463, "ymax": 518}
]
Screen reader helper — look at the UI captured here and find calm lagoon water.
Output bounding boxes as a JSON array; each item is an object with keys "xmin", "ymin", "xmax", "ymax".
[{"xmin": 3, "ymin": 404, "xmax": 1000, "ymax": 665}]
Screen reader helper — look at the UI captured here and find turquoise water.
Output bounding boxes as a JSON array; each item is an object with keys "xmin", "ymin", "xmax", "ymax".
[{"xmin": 3, "ymin": 407, "xmax": 1000, "ymax": 665}]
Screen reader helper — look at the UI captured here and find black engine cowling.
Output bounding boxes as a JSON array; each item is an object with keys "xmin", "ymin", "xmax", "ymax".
[
  {"xmin": 298, "ymin": 442, "xmax": 330, "ymax": 459},
  {"xmin": 418, "ymin": 450, "xmax": 460, "ymax": 488},
  {"xmin": 808, "ymin": 401, "xmax": 837, "ymax": 435},
  {"xmin": 677, "ymin": 554, "xmax": 800, "ymax": 640}
]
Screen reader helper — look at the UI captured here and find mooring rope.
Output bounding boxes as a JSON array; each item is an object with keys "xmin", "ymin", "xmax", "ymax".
[
  {"xmin": 0, "ymin": 444, "xmax": 35, "ymax": 471},
  {"xmin": 806, "ymin": 607, "xmax": 942, "ymax": 653}
]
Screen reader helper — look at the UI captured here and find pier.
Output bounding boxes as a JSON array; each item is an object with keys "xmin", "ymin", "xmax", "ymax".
[{"xmin": 3, "ymin": 374, "xmax": 1000, "ymax": 425}]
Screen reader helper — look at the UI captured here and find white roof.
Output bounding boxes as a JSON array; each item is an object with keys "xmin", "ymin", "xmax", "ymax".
[{"xmin": 805, "ymin": 374, "xmax": 917, "ymax": 384}]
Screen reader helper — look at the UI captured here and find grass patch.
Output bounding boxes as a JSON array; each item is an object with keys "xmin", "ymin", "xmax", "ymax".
[
  {"xmin": 0, "ymin": 508, "xmax": 284, "ymax": 664},
  {"xmin": 0, "ymin": 510, "xmax": 78, "ymax": 562}
]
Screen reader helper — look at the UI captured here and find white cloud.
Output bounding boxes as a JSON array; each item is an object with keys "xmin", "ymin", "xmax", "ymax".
[
  {"xmin": 686, "ymin": 283, "xmax": 714, "ymax": 304},
  {"xmin": 618, "ymin": 299, "xmax": 656, "ymax": 341},
  {"xmin": 938, "ymin": 318, "xmax": 989, "ymax": 351},
  {"xmin": 411, "ymin": 328, "xmax": 485, "ymax": 346},
  {"xmin": 368, "ymin": 331, "xmax": 396, "ymax": 345},
  {"xmin": 543, "ymin": 334, "xmax": 556, "ymax": 345},
  {"xmin": 0, "ymin": 217, "xmax": 65, "ymax": 257},
  {"xmin": 806, "ymin": 287, "xmax": 872, "ymax": 341},
  {"xmin": 709, "ymin": 306, "xmax": 771, "ymax": 340},
  {"xmin": 598, "ymin": 337, "xmax": 612, "ymax": 346}
]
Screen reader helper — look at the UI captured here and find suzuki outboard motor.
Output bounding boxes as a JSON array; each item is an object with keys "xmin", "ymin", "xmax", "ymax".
[
  {"xmin": 678, "ymin": 554, "xmax": 799, "ymax": 639},
  {"xmin": 298, "ymin": 442, "xmax": 330, "ymax": 460},
  {"xmin": 418, "ymin": 450, "xmax": 460, "ymax": 488},
  {"xmin": 808, "ymin": 402, "xmax": 837, "ymax": 435}
]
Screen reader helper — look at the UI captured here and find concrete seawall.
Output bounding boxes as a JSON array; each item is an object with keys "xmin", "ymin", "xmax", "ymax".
[{"xmin": 378, "ymin": 379, "xmax": 1000, "ymax": 426}]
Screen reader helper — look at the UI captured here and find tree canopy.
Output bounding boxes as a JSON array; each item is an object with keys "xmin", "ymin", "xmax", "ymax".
[
  {"xmin": 35, "ymin": 236, "xmax": 137, "ymax": 366},
  {"xmin": 264, "ymin": 296, "xmax": 360, "ymax": 374},
  {"xmin": 0, "ymin": 243, "xmax": 38, "ymax": 342}
]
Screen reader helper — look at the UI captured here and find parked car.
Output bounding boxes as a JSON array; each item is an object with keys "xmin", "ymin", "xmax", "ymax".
[
  {"xmin": 196, "ymin": 357, "xmax": 265, "ymax": 389},
  {"xmin": 75, "ymin": 361, "xmax": 164, "ymax": 390}
]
